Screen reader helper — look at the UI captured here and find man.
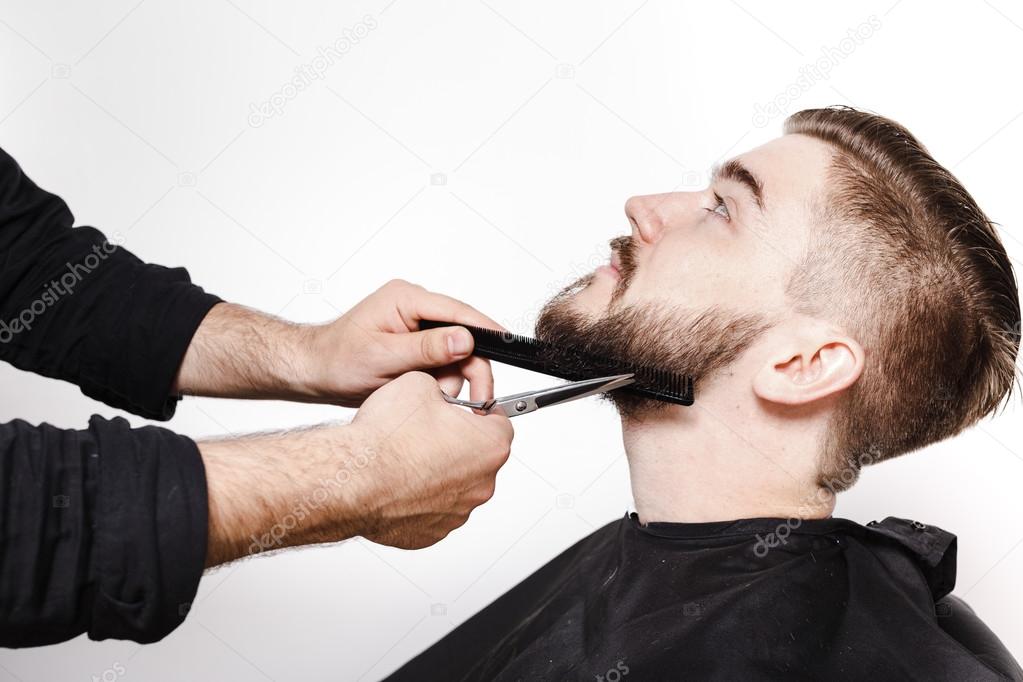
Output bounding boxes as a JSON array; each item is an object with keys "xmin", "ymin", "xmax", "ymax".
[
  {"xmin": 386, "ymin": 106, "xmax": 1023, "ymax": 680},
  {"xmin": 0, "ymin": 147, "xmax": 513, "ymax": 646}
]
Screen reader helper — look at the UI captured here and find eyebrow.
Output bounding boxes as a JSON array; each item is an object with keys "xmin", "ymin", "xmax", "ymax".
[{"xmin": 710, "ymin": 158, "xmax": 766, "ymax": 213}]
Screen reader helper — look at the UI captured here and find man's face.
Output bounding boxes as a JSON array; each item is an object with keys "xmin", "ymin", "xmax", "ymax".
[{"xmin": 535, "ymin": 133, "xmax": 835, "ymax": 416}]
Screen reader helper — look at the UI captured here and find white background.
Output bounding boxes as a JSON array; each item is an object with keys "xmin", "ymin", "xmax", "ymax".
[{"xmin": 1, "ymin": 1, "xmax": 1022, "ymax": 680}]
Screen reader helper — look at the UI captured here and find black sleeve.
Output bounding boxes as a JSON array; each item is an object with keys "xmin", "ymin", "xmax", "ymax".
[
  {"xmin": 0, "ymin": 146, "xmax": 221, "ymax": 420},
  {"xmin": 0, "ymin": 416, "xmax": 208, "ymax": 646},
  {"xmin": 0, "ymin": 148, "xmax": 220, "ymax": 645}
]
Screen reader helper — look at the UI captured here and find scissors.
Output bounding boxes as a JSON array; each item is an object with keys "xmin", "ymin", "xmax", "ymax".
[{"xmin": 440, "ymin": 373, "xmax": 635, "ymax": 417}]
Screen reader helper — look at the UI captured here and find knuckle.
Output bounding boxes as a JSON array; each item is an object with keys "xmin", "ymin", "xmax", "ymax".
[
  {"xmin": 481, "ymin": 439, "xmax": 511, "ymax": 466},
  {"xmin": 399, "ymin": 279, "xmax": 425, "ymax": 295},
  {"xmin": 442, "ymin": 517, "xmax": 465, "ymax": 537},
  {"xmin": 479, "ymin": 481, "xmax": 497, "ymax": 503},
  {"xmin": 492, "ymin": 417, "xmax": 515, "ymax": 443},
  {"xmin": 405, "ymin": 369, "xmax": 433, "ymax": 386},
  {"xmin": 395, "ymin": 370, "xmax": 437, "ymax": 397}
]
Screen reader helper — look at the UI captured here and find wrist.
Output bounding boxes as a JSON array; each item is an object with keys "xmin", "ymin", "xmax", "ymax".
[
  {"xmin": 298, "ymin": 319, "xmax": 370, "ymax": 406},
  {"xmin": 273, "ymin": 320, "xmax": 325, "ymax": 401}
]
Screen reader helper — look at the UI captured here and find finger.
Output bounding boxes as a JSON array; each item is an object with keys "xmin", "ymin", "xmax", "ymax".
[
  {"xmin": 461, "ymin": 356, "xmax": 494, "ymax": 403},
  {"xmin": 385, "ymin": 326, "xmax": 475, "ymax": 375},
  {"xmin": 395, "ymin": 288, "xmax": 508, "ymax": 333},
  {"xmin": 435, "ymin": 370, "xmax": 464, "ymax": 399}
]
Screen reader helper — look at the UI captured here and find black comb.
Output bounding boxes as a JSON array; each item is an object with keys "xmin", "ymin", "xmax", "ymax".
[{"xmin": 420, "ymin": 320, "xmax": 694, "ymax": 406}]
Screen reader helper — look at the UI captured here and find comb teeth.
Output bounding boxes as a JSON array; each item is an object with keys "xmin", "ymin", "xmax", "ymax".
[{"xmin": 420, "ymin": 320, "xmax": 694, "ymax": 406}]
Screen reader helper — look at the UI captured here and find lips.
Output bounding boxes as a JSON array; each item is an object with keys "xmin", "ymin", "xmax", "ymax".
[{"xmin": 610, "ymin": 251, "xmax": 623, "ymax": 273}]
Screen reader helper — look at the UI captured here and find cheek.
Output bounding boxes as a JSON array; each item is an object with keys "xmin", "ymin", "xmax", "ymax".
[{"xmin": 624, "ymin": 240, "xmax": 752, "ymax": 307}]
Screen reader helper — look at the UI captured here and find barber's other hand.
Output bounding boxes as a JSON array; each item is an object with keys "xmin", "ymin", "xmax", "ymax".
[
  {"xmin": 309, "ymin": 279, "xmax": 505, "ymax": 407},
  {"xmin": 350, "ymin": 371, "xmax": 514, "ymax": 549},
  {"xmin": 199, "ymin": 370, "xmax": 514, "ymax": 566}
]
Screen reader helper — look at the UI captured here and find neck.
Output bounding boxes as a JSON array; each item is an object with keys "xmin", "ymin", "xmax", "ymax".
[{"xmin": 620, "ymin": 394, "xmax": 836, "ymax": 524}]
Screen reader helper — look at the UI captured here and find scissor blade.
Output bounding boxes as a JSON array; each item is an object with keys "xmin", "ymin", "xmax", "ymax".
[{"xmin": 533, "ymin": 373, "xmax": 635, "ymax": 410}]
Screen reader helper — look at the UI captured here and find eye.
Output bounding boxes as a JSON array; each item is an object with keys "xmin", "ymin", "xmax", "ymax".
[{"xmin": 704, "ymin": 192, "xmax": 730, "ymax": 222}]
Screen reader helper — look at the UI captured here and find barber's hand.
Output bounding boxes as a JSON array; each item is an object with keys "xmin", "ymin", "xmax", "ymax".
[
  {"xmin": 201, "ymin": 370, "xmax": 514, "ymax": 565},
  {"xmin": 173, "ymin": 280, "xmax": 504, "ymax": 408},
  {"xmin": 309, "ymin": 279, "xmax": 505, "ymax": 407},
  {"xmin": 350, "ymin": 371, "xmax": 514, "ymax": 549}
]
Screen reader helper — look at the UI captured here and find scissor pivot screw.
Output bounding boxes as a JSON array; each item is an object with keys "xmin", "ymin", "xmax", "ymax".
[{"xmin": 514, "ymin": 400, "xmax": 528, "ymax": 412}]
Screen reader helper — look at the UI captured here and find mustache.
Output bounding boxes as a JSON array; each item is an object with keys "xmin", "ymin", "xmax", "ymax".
[{"xmin": 609, "ymin": 235, "xmax": 637, "ymax": 303}]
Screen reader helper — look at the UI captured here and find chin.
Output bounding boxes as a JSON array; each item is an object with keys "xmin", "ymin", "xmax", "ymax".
[{"xmin": 569, "ymin": 273, "xmax": 617, "ymax": 316}]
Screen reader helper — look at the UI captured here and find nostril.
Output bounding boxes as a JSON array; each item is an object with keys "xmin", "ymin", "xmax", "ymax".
[{"xmin": 625, "ymin": 196, "xmax": 660, "ymax": 244}]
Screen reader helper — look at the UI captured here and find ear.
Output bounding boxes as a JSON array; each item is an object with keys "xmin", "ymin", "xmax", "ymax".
[{"xmin": 752, "ymin": 329, "xmax": 864, "ymax": 406}]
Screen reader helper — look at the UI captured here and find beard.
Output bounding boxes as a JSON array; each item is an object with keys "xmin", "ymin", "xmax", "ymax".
[{"xmin": 535, "ymin": 237, "xmax": 775, "ymax": 421}]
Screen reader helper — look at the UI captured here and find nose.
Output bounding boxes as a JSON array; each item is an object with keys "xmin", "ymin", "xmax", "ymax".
[{"xmin": 624, "ymin": 193, "xmax": 672, "ymax": 245}]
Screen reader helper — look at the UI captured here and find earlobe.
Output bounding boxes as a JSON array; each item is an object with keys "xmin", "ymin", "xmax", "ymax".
[{"xmin": 752, "ymin": 335, "xmax": 864, "ymax": 406}]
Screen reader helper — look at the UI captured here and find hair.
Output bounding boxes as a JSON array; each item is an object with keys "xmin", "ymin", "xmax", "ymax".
[{"xmin": 782, "ymin": 106, "xmax": 1020, "ymax": 492}]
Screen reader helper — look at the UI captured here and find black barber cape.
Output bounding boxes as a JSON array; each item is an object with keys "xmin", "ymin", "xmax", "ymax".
[{"xmin": 387, "ymin": 514, "xmax": 1016, "ymax": 681}]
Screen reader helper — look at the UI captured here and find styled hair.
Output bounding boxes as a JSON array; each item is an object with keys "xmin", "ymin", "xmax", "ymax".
[{"xmin": 783, "ymin": 106, "xmax": 1020, "ymax": 492}]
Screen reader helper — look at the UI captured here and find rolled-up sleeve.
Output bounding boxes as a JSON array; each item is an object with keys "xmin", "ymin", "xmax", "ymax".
[
  {"xmin": 0, "ymin": 147, "xmax": 220, "ymax": 645},
  {"xmin": 0, "ymin": 416, "xmax": 208, "ymax": 646},
  {"xmin": 0, "ymin": 146, "xmax": 221, "ymax": 420}
]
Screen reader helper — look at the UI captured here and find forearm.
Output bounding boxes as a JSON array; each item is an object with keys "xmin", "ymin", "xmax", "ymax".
[
  {"xmin": 173, "ymin": 302, "xmax": 322, "ymax": 402},
  {"xmin": 199, "ymin": 369, "xmax": 515, "ymax": 567},
  {"xmin": 172, "ymin": 279, "xmax": 504, "ymax": 410},
  {"xmin": 198, "ymin": 421, "xmax": 374, "ymax": 568}
]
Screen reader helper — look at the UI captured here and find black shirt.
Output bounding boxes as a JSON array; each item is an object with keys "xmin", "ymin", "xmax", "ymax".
[
  {"xmin": 0, "ymin": 147, "xmax": 221, "ymax": 646},
  {"xmin": 387, "ymin": 513, "xmax": 1018, "ymax": 681}
]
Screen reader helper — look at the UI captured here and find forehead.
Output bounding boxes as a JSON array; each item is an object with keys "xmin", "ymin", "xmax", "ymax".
[
  {"xmin": 737, "ymin": 133, "xmax": 834, "ymax": 214},
  {"xmin": 731, "ymin": 133, "xmax": 835, "ymax": 253}
]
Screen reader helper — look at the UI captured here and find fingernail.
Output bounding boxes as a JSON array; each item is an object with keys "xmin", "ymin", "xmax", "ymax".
[{"xmin": 447, "ymin": 330, "xmax": 471, "ymax": 356}]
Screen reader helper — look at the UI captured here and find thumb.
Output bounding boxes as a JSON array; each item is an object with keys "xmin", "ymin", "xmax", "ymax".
[{"xmin": 391, "ymin": 326, "xmax": 474, "ymax": 370}]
